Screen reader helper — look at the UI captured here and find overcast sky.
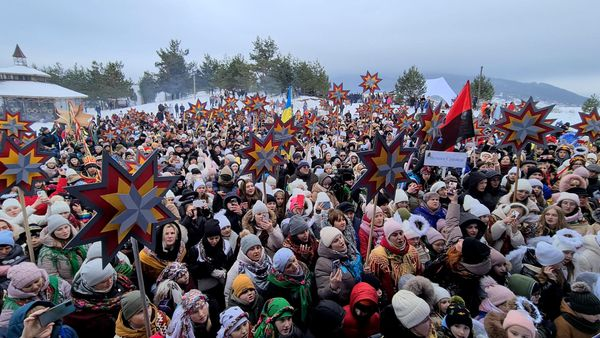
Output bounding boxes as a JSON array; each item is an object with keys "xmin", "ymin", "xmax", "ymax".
[{"xmin": 2, "ymin": 0, "xmax": 599, "ymax": 96}]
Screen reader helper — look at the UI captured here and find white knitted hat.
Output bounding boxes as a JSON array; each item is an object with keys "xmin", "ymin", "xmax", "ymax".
[
  {"xmin": 535, "ymin": 241, "xmax": 564, "ymax": 266},
  {"xmin": 392, "ymin": 290, "xmax": 431, "ymax": 329}
]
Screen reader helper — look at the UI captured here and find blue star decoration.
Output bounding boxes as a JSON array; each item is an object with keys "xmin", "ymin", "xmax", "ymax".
[
  {"xmin": 240, "ymin": 129, "xmax": 284, "ymax": 180},
  {"xmin": 65, "ymin": 151, "xmax": 177, "ymax": 267},
  {"xmin": 353, "ymin": 132, "xmax": 415, "ymax": 202},
  {"xmin": 0, "ymin": 136, "xmax": 50, "ymax": 195}
]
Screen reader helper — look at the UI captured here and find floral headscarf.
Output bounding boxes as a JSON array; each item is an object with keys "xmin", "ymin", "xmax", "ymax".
[
  {"xmin": 252, "ymin": 297, "xmax": 294, "ymax": 338},
  {"xmin": 166, "ymin": 289, "xmax": 208, "ymax": 338}
]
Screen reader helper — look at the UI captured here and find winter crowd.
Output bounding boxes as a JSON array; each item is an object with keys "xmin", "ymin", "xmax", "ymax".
[{"xmin": 1, "ymin": 102, "xmax": 600, "ymax": 338}]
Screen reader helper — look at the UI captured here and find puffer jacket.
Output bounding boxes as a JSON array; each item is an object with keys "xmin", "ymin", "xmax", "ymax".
[
  {"xmin": 342, "ymin": 282, "xmax": 380, "ymax": 338},
  {"xmin": 574, "ymin": 234, "xmax": 600, "ymax": 275},
  {"xmin": 37, "ymin": 225, "xmax": 86, "ymax": 284}
]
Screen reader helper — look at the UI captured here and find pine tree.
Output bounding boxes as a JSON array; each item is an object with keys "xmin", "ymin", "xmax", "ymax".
[
  {"xmin": 139, "ymin": 72, "xmax": 159, "ymax": 104},
  {"xmin": 471, "ymin": 74, "xmax": 495, "ymax": 101},
  {"xmin": 155, "ymin": 39, "xmax": 194, "ymax": 99},
  {"xmin": 250, "ymin": 36, "xmax": 279, "ymax": 94},
  {"xmin": 197, "ymin": 55, "xmax": 220, "ymax": 93},
  {"xmin": 215, "ymin": 54, "xmax": 256, "ymax": 93},
  {"xmin": 394, "ymin": 66, "xmax": 426, "ymax": 104},
  {"xmin": 582, "ymin": 94, "xmax": 600, "ymax": 113}
]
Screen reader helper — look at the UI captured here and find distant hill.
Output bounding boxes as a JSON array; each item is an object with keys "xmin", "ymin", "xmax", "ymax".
[{"xmin": 329, "ymin": 72, "xmax": 588, "ymax": 106}]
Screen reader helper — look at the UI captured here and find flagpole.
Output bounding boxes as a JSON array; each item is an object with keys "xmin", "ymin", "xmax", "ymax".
[
  {"xmin": 17, "ymin": 188, "xmax": 36, "ymax": 261},
  {"xmin": 131, "ymin": 239, "xmax": 152, "ymax": 337},
  {"xmin": 364, "ymin": 194, "xmax": 378, "ymax": 268}
]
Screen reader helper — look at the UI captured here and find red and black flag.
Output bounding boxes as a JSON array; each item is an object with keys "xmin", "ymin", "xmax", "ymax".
[{"xmin": 431, "ymin": 81, "xmax": 475, "ymax": 151}]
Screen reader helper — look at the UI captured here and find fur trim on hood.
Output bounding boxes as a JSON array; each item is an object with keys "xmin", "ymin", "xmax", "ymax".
[
  {"xmin": 404, "ymin": 214, "xmax": 431, "ymax": 237},
  {"xmin": 402, "ymin": 276, "xmax": 436, "ymax": 308}
]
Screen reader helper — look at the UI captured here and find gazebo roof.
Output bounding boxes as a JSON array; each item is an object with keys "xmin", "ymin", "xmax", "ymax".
[
  {"xmin": 0, "ymin": 80, "xmax": 87, "ymax": 99},
  {"xmin": 0, "ymin": 65, "xmax": 51, "ymax": 78}
]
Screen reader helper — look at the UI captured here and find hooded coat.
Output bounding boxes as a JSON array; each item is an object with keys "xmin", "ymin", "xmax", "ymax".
[
  {"xmin": 314, "ymin": 241, "xmax": 362, "ymax": 305},
  {"xmin": 342, "ymin": 282, "xmax": 380, "ymax": 338},
  {"xmin": 574, "ymin": 235, "xmax": 600, "ymax": 275}
]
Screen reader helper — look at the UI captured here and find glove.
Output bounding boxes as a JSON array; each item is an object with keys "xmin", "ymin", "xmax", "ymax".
[{"xmin": 211, "ymin": 269, "xmax": 226, "ymax": 282}]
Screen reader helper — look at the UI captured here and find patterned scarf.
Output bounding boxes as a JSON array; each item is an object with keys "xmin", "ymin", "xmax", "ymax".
[
  {"xmin": 43, "ymin": 245, "xmax": 87, "ymax": 277},
  {"xmin": 266, "ymin": 262, "xmax": 312, "ymax": 322},
  {"xmin": 156, "ymin": 262, "xmax": 188, "ymax": 285},
  {"xmin": 72, "ymin": 275, "xmax": 134, "ymax": 312},
  {"xmin": 360, "ymin": 221, "xmax": 385, "ymax": 246},
  {"xmin": 283, "ymin": 235, "xmax": 318, "ymax": 267},
  {"xmin": 253, "ymin": 298, "xmax": 295, "ymax": 338},
  {"xmin": 167, "ymin": 289, "xmax": 208, "ymax": 338},
  {"xmin": 238, "ymin": 253, "xmax": 272, "ymax": 292}
]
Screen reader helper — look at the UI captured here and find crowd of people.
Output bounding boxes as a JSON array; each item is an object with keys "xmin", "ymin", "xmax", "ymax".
[{"xmin": 2, "ymin": 96, "xmax": 600, "ymax": 338}]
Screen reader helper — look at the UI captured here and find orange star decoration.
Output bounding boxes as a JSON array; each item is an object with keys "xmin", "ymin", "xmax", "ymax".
[
  {"xmin": 0, "ymin": 111, "xmax": 33, "ymax": 139},
  {"xmin": 495, "ymin": 97, "xmax": 560, "ymax": 153},
  {"xmin": 0, "ymin": 137, "xmax": 50, "ymax": 195},
  {"xmin": 328, "ymin": 83, "xmax": 349, "ymax": 106},
  {"xmin": 224, "ymin": 97, "xmax": 238, "ymax": 112},
  {"xmin": 55, "ymin": 101, "xmax": 93, "ymax": 134},
  {"xmin": 187, "ymin": 100, "xmax": 209, "ymax": 120},
  {"xmin": 359, "ymin": 71, "xmax": 382, "ymax": 93},
  {"xmin": 247, "ymin": 94, "xmax": 269, "ymax": 114},
  {"xmin": 414, "ymin": 103, "xmax": 445, "ymax": 145},
  {"xmin": 65, "ymin": 151, "xmax": 177, "ymax": 267},
  {"xmin": 302, "ymin": 115, "xmax": 320, "ymax": 138},
  {"xmin": 573, "ymin": 108, "xmax": 600, "ymax": 142},
  {"xmin": 270, "ymin": 115, "xmax": 300, "ymax": 153},
  {"xmin": 353, "ymin": 133, "xmax": 415, "ymax": 202},
  {"xmin": 397, "ymin": 113, "xmax": 416, "ymax": 134},
  {"xmin": 124, "ymin": 151, "xmax": 151, "ymax": 174},
  {"xmin": 240, "ymin": 130, "xmax": 284, "ymax": 180},
  {"xmin": 211, "ymin": 105, "xmax": 229, "ymax": 123}
]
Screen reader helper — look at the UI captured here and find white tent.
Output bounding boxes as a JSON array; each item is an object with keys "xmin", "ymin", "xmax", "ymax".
[{"xmin": 425, "ymin": 77, "xmax": 456, "ymax": 105}]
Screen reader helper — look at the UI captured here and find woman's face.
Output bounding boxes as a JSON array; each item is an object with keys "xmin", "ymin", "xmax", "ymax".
[
  {"xmin": 563, "ymin": 250, "xmax": 574, "ymax": 264},
  {"xmin": 333, "ymin": 217, "xmax": 347, "ymax": 231},
  {"xmin": 196, "ymin": 186, "xmax": 206, "ymax": 194},
  {"xmin": 426, "ymin": 197, "xmax": 440, "ymax": 210},
  {"xmin": 190, "ymin": 302, "xmax": 209, "ymax": 324},
  {"xmin": 20, "ymin": 277, "xmax": 44, "ymax": 294},
  {"xmin": 69, "ymin": 158, "xmax": 79, "ymax": 166},
  {"xmin": 5, "ymin": 205, "xmax": 20, "ymax": 217},
  {"xmin": 245, "ymin": 182, "xmax": 255, "ymax": 195},
  {"xmin": 0, "ymin": 220, "xmax": 11, "ymax": 232},
  {"xmin": 516, "ymin": 190, "xmax": 529, "ymax": 201},
  {"xmin": 431, "ymin": 239, "xmax": 445, "ymax": 253},
  {"xmin": 54, "ymin": 224, "xmax": 71, "ymax": 240},
  {"xmin": 465, "ymin": 224, "xmax": 479, "ymax": 238},
  {"xmin": 93, "ymin": 276, "xmax": 114, "ymax": 293},
  {"xmin": 163, "ymin": 226, "xmax": 177, "ymax": 247},
  {"xmin": 373, "ymin": 212, "xmax": 384, "ymax": 227},
  {"xmin": 529, "ymin": 172, "xmax": 544, "ymax": 181},
  {"xmin": 0, "ymin": 245, "xmax": 10, "ymax": 258},
  {"xmin": 477, "ymin": 180, "xmax": 488, "ymax": 192},
  {"xmin": 231, "ymin": 163, "xmax": 239, "ymax": 172},
  {"xmin": 230, "ymin": 321, "xmax": 250, "ymax": 338},
  {"xmin": 284, "ymin": 256, "xmax": 301, "ymax": 275},
  {"xmin": 450, "ymin": 324, "xmax": 471, "ymax": 338},
  {"xmin": 493, "ymin": 263, "xmax": 508, "ymax": 276},
  {"xmin": 388, "ymin": 230, "xmax": 406, "ymax": 248},
  {"xmin": 238, "ymin": 288, "xmax": 256, "ymax": 304},
  {"xmin": 221, "ymin": 225, "xmax": 232, "ymax": 237},
  {"xmin": 128, "ymin": 306, "xmax": 151, "ymax": 329},
  {"xmin": 275, "ymin": 316, "xmax": 293, "ymax": 336},
  {"xmin": 71, "ymin": 203, "xmax": 82, "ymax": 213},
  {"xmin": 246, "ymin": 245, "xmax": 262, "ymax": 262},
  {"xmin": 544, "ymin": 208, "xmax": 559, "ymax": 226},
  {"xmin": 506, "ymin": 325, "xmax": 533, "ymax": 338},
  {"xmin": 421, "ymin": 172, "xmax": 431, "ymax": 181},
  {"xmin": 330, "ymin": 234, "xmax": 347, "ymax": 253},
  {"xmin": 275, "ymin": 194, "xmax": 285, "ymax": 206},
  {"xmin": 267, "ymin": 201, "xmax": 276, "ymax": 211},
  {"xmin": 560, "ymin": 199, "xmax": 577, "ymax": 214},
  {"xmin": 501, "ymin": 156, "xmax": 511, "ymax": 165},
  {"xmin": 207, "ymin": 235, "xmax": 220, "ymax": 247},
  {"xmin": 409, "ymin": 317, "xmax": 431, "ymax": 337},
  {"xmin": 296, "ymin": 229, "xmax": 309, "ymax": 243},
  {"xmin": 438, "ymin": 299, "xmax": 450, "ymax": 314}
]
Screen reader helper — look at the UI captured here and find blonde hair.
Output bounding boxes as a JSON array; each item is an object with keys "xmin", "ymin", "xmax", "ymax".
[{"xmin": 162, "ymin": 223, "xmax": 180, "ymax": 251}]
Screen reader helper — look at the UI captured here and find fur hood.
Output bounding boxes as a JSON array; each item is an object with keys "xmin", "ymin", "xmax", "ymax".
[
  {"xmin": 483, "ymin": 310, "xmax": 508, "ymax": 338},
  {"xmin": 403, "ymin": 214, "xmax": 431, "ymax": 237},
  {"xmin": 402, "ymin": 276, "xmax": 436, "ymax": 308},
  {"xmin": 241, "ymin": 209, "xmax": 278, "ymax": 234}
]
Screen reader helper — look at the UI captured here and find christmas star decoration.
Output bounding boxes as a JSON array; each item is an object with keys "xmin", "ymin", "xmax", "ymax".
[
  {"xmin": 248, "ymin": 94, "xmax": 269, "ymax": 114},
  {"xmin": 359, "ymin": 71, "xmax": 382, "ymax": 93},
  {"xmin": 352, "ymin": 133, "xmax": 415, "ymax": 202},
  {"xmin": 573, "ymin": 108, "xmax": 600, "ymax": 141},
  {"xmin": 0, "ymin": 137, "xmax": 50, "ymax": 195},
  {"xmin": 397, "ymin": 113, "xmax": 416, "ymax": 133},
  {"xmin": 224, "ymin": 97, "xmax": 238, "ymax": 112},
  {"xmin": 494, "ymin": 97, "xmax": 560, "ymax": 153},
  {"xmin": 328, "ymin": 83, "xmax": 349, "ymax": 106},
  {"xmin": 240, "ymin": 130, "xmax": 284, "ymax": 180},
  {"xmin": 123, "ymin": 151, "xmax": 152, "ymax": 174},
  {"xmin": 270, "ymin": 115, "xmax": 300, "ymax": 153},
  {"xmin": 302, "ymin": 115, "xmax": 320, "ymax": 138},
  {"xmin": 187, "ymin": 100, "xmax": 209, "ymax": 119},
  {"xmin": 414, "ymin": 103, "xmax": 445, "ymax": 144},
  {"xmin": 211, "ymin": 105, "xmax": 229, "ymax": 123},
  {"xmin": 65, "ymin": 151, "xmax": 177, "ymax": 267},
  {"xmin": 102, "ymin": 129, "xmax": 118, "ymax": 142},
  {"xmin": 55, "ymin": 101, "xmax": 94, "ymax": 135},
  {"xmin": 0, "ymin": 111, "xmax": 33, "ymax": 139},
  {"xmin": 366, "ymin": 98, "xmax": 383, "ymax": 114}
]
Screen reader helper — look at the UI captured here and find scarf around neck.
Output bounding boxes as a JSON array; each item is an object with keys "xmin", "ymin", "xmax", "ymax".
[{"xmin": 266, "ymin": 262, "xmax": 312, "ymax": 322}]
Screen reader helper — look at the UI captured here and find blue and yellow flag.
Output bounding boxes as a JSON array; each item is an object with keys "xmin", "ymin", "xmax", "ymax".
[{"xmin": 282, "ymin": 86, "xmax": 293, "ymax": 122}]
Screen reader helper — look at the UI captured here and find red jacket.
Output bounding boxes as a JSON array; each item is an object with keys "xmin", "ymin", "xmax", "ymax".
[{"xmin": 343, "ymin": 282, "xmax": 381, "ymax": 338}]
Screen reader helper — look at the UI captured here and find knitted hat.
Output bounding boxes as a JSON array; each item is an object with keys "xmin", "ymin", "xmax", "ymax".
[
  {"xmin": 288, "ymin": 215, "xmax": 309, "ymax": 236},
  {"xmin": 273, "ymin": 248, "xmax": 295, "ymax": 273},
  {"xmin": 507, "ymin": 274, "xmax": 539, "ymax": 298},
  {"xmin": 490, "ymin": 248, "xmax": 507, "ymax": 266},
  {"xmin": 50, "ymin": 201, "xmax": 70, "ymax": 215},
  {"xmin": 391, "ymin": 290, "xmax": 431, "ymax": 329},
  {"xmin": 394, "ymin": 189, "xmax": 409, "ymax": 203},
  {"xmin": 469, "ymin": 203, "xmax": 491, "ymax": 218},
  {"xmin": 337, "ymin": 202, "xmax": 355, "ymax": 213},
  {"xmin": 240, "ymin": 233, "xmax": 261, "ymax": 254},
  {"xmin": 574, "ymin": 166, "xmax": 590, "ymax": 179},
  {"xmin": 232, "ymin": 274, "xmax": 255, "ymax": 298},
  {"xmin": 425, "ymin": 228, "xmax": 444, "ymax": 245},
  {"xmin": 384, "ymin": 218, "xmax": 404, "ymax": 239},
  {"xmin": 252, "ymin": 200, "xmax": 269, "ymax": 215},
  {"xmin": 481, "ymin": 276, "xmax": 515, "ymax": 306},
  {"xmin": 0, "ymin": 230, "xmax": 14, "ymax": 247},
  {"xmin": 121, "ymin": 291, "xmax": 150, "ymax": 321},
  {"xmin": 422, "ymin": 192, "xmax": 439, "ymax": 202},
  {"xmin": 289, "ymin": 194, "xmax": 305, "ymax": 211},
  {"xmin": 316, "ymin": 192, "xmax": 331, "ymax": 204},
  {"xmin": 363, "ymin": 203, "xmax": 383, "ymax": 222},
  {"xmin": 218, "ymin": 306, "xmax": 249, "ymax": 338},
  {"xmin": 461, "ymin": 238, "xmax": 491, "ymax": 265},
  {"xmin": 79, "ymin": 258, "xmax": 116, "ymax": 287},
  {"xmin": 433, "ymin": 283, "xmax": 451, "ymax": 303},
  {"xmin": 445, "ymin": 302, "xmax": 472, "ymax": 330},
  {"xmin": 7, "ymin": 262, "xmax": 45, "ymax": 290},
  {"xmin": 46, "ymin": 214, "xmax": 70, "ymax": 235},
  {"xmin": 165, "ymin": 190, "xmax": 175, "ymax": 199},
  {"xmin": 511, "ymin": 179, "xmax": 532, "ymax": 193},
  {"xmin": 429, "ymin": 181, "xmax": 446, "ymax": 194},
  {"xmin": 396, "ymin": 208, "xmax": 412, "ymax": 222},
  {"xmin": 556, "ymin": 192, "xmax": 580, "ymax": 207},
  {"xmin": 298, "ymin": 161, "xmax": 310, "ymax": 169},
  {"xmin": 193, "ymin": 180, "xmax": 206, "ymax": 190},
  {"xmin": 553, "ymin": 228, "xmax": 583, "ymax": 252},
  {"xmin": 568, "ymin": 282, "xmax": 600, "ymax": 315},
  {"xmin": 213, "ymin": 210, "xmax": 231, "ymax": 229},
  {"xmin": 320, "ymin": 226, "xmax": 343, "ymax": 247},
  {"xmin": 502, "ymin": 310, "xmax": 536, "ymax": 338},
  {"xmin": 204, "ymin": 219, "xmax": 221, "ymax": 237},
  {"xmin": 1, "ymin": 198, "xmax": 20, "ymax": 212},
  {"xmin": 528, "ymin": 178, "xmax": 543, "ymax": 188},
  {"xmin": 535, "ymin": 241, "xmax": 564, "ymax": 266}
]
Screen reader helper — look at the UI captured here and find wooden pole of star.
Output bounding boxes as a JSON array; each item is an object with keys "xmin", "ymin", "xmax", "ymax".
[
  {"xmin": 17, "ymin": 188, "xmax": 36, "ymax": 261},
  {"xmin": 131, "ymin": 239, "xmax": 152, "ymax": 337},
  {"xmin": 364, "ymin": 194, "xmax": 379, "ymax": 268},
  {"xmin": 512, "ymin": 153, "xmax": 522, "ymax": 202}
]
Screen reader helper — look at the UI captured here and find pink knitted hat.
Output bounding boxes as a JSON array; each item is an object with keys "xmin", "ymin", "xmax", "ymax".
[
  {"xmin": 7, "ymin": 262, "xmax": 47, "ymax": 290},
  {"xmin": 502, "ymin": 310, "xmax": 536, "ymax": 338}
]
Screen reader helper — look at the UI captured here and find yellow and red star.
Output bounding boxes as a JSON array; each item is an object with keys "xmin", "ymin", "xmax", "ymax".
[
  {"xmin": 359, "ymin": 71, "xmax": 382, "ymax": 93},
  {"xmin": 302, "ymin": 115, "xmax": 320, "ymax": 138},
  {"xmin": 573, "ymin": 108, "xmax": 600, "ymax": 141},
  {"xmin": 0, "ymin": 111, "xmax": 33, "ymax": 139},
  {"xmin": 414, "ymin": 103, "xmax": 445, "ymax": 144},
  {"xmin": 187, "ymin": 100, "xmax": 209, "ymax": 120},
  {"xmin": 65, "ymin": 151, "xmax": 177, "ymax": 267},
  {"xmin": 224, "ymin": 97, "xmax": 238, "ymax": 112},
  {"xmin": 270, "ymin": 115, "xmax": 300, "ymax": 153},
  {"xmin": 495, "ymin": 97, "xmax": 560, "ymax": 153},
  {"xmin": 240, "ymin": 130, "xmax": 284, "ymax": 180},
  {"xmin": 328, "ymin": 83, "xmax": 349, "ymax": 106},
  {"xmin": 0, "ymin": 137, "xmax": 50, "ymax": 195}
]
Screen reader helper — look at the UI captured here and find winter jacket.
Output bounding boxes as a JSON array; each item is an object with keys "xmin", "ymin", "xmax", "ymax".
[
  {"xmin": 554, "ymin": 299, "xmax": 600, "ymax": 338},
  {"xmin": 37, "ymin": 226, "xmax": 86, "ymax": 284},
  {"xmin": 6, "ymin": 300, "xmax": 78, "ymax": 338},
  {"xmin": 314, "ymin": 241, "xmax": 361, "ymax": 305},
  {"xmin": 241, "ymin": 209, "xmax": 284, "ymax": 257},
  {"xmin": 488, "ymin": 220, "xmax": 526, "ymax": 254},
  {"xmin": 224, "ymin": 249, "xmax": 272, "ymax": 306},
  {"xmin": 413, "ymin": 204, "xmax": 447, "ymax": 232},
  {"xmin": 342, "ymin": 282, "xmax": 380, "ymax": 338},
  {"xmin": 497, "ymin": 194, "xmax": 540, "ymax": 214},
  {"xmin": 574, "ymin": 234, "xmax": 600, "ymax": 275},
  {"xmin": 0, "ymin": 244, "xmax": 27, "ymax": 290}
]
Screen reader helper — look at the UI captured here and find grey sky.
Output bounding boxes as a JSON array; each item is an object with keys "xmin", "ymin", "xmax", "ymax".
[{"xmin": 2, "ymin": 0, "xmax": 599, "ymax": 96}]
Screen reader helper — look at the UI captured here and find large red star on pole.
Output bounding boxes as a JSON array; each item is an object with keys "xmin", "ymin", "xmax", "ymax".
[
  {"xmin": 245, "ymin": 94, "xmax": 269, "ymax": 114},
  {"xmin": 495, "ymin": 97, "xmax": 560, "ymax": 153},
  {"xmin": 224, "ymin": 97, "xmax": 238, "ymax": 112},
  {"xmin": 0, "ymin": 137, "xmax": 50, "ymax": 195},
  {"xmin": 573, "ymin": 108, "xmax": 600, "ymax": 142},
  {"xmin": 359, "ymin": 71, "xmax": 382, "ymax": 93},
  {"xmin": 302, "ymin": 115, "xmax": 320, "ymax": 139},
  {"xmin": 328, "ymin": 83, "xmax": 349, "ymax": 106},
  {"xmin": 187, "ymin": 100, "xmax": 209, "ymax": 119},
  {"xmin": 65, "ymin": 151, "xmax": 177, "ymax": 267},
  {"xmin": 413, "ymin": 103, "xmax": 445, "ymax": 145},
  {"xmin": 270, "ymin": 115, "xmax": 300, "ymax": 153},
  {"xmin": 240, "ymin": 130, "xmax": 284, "ymax": 180},
  {"xmin": 0, "ymin": 111, "xmax": 34, "ymax": 140},
  {"xmin": 352, "ymin": 133, "xmax": 415, "ymax": 202}
]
